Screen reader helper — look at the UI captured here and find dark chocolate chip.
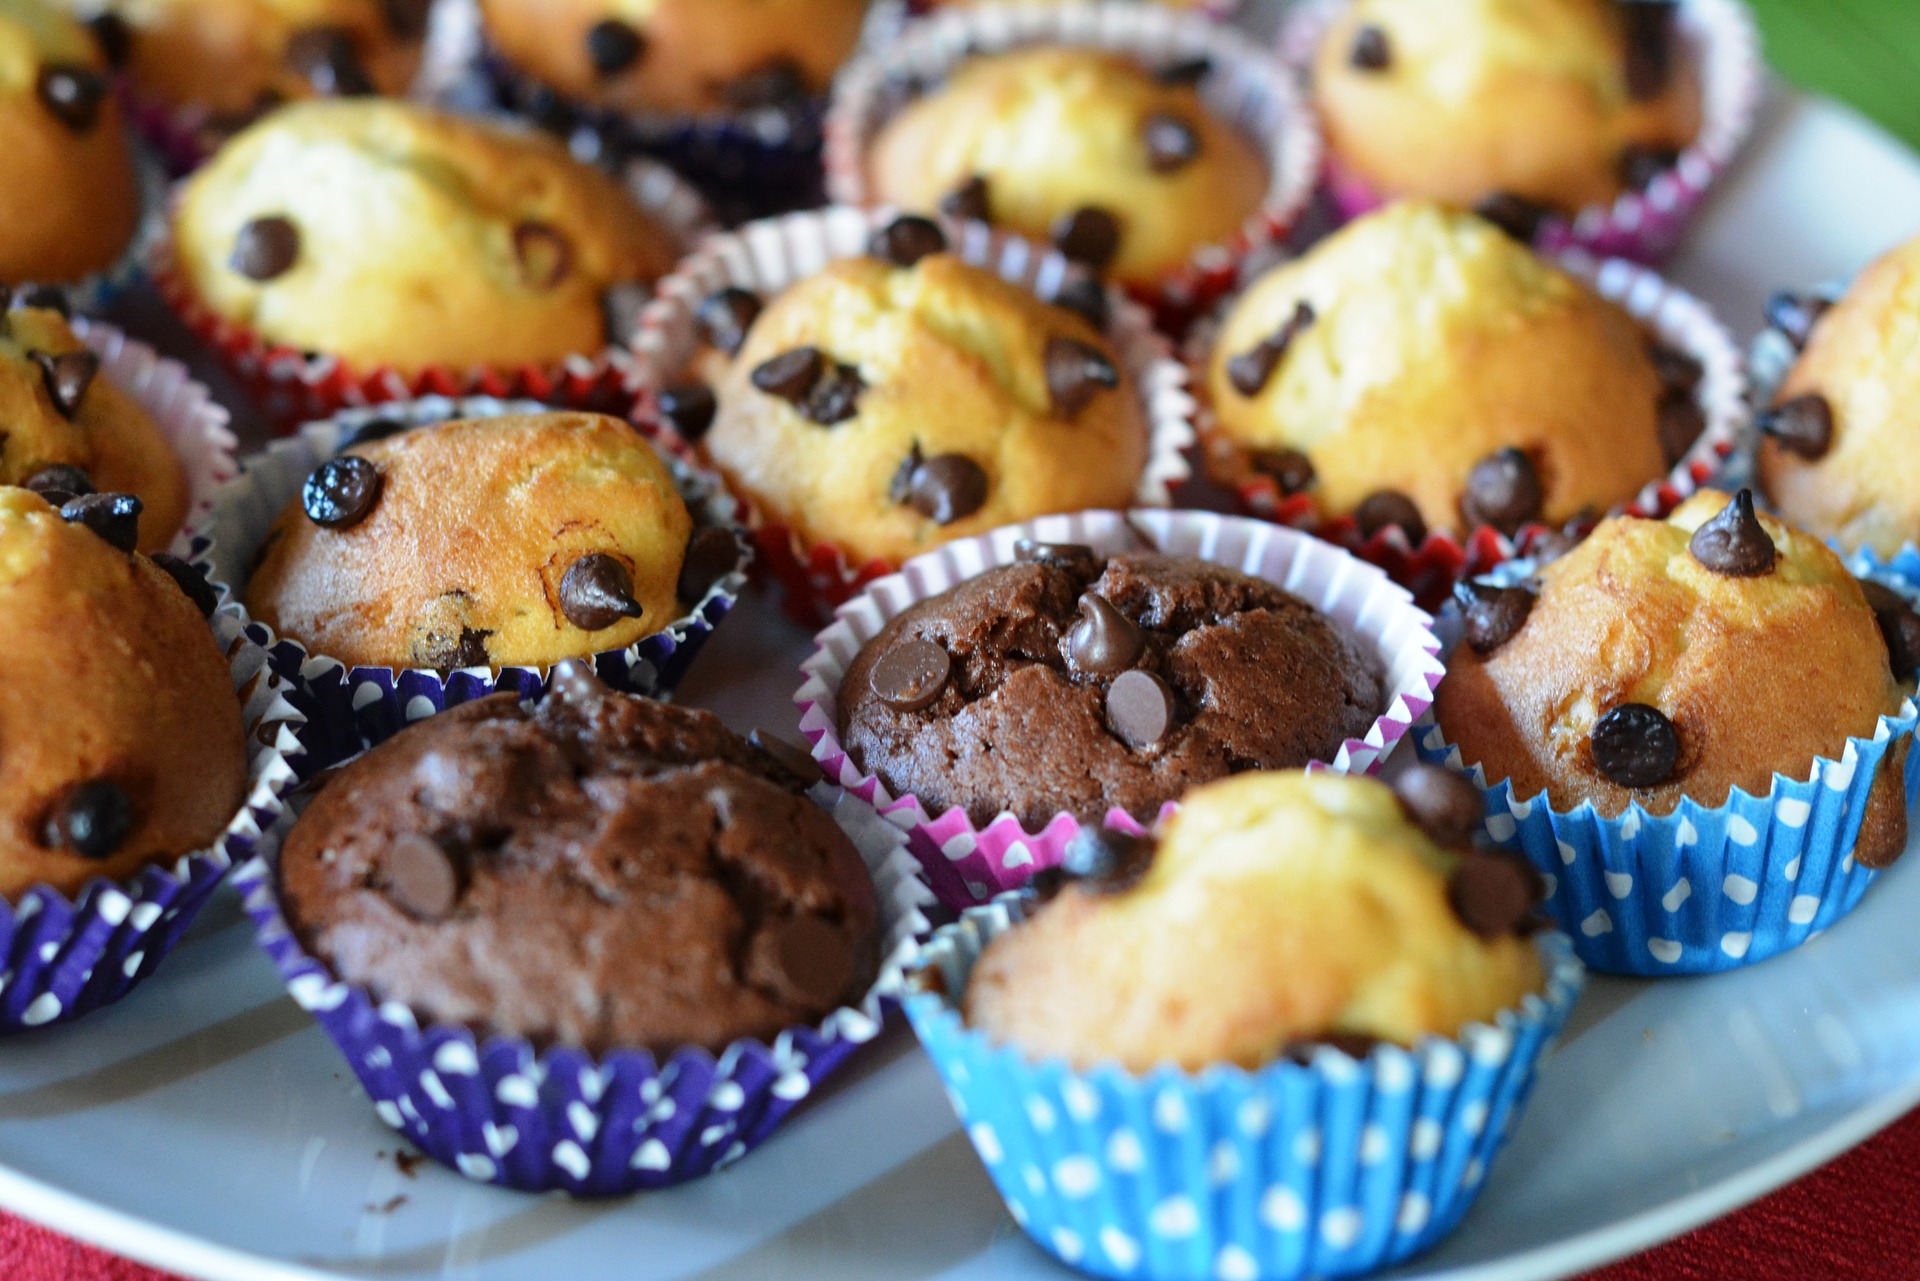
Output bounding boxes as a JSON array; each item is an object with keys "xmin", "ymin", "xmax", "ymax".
[
  {"xmin": 286, "ymin": 26, "xmax": 375, "ymax": 96},
  {"xmin": 1859, "ymin": 580, "xmax": 1920, "ymax": 682},
  {"xmin": 697, "ymin": 288, "xmax": 762, "ymax": 357},
  {"xmin": 1225, "ymin": 301, "xmax": 1316, "ymax": 397},
  {"xmin": 1394, "ymin": 765, "xmax": 1484, "ymax": 849},
  {"xmin": 35, "ymin": 64, "xmax": 108, "ymax": 132},
  {"xmin": 757, "ymin": 916, "xmax": 855, "ymax": 1008},
  {"xmin": 379, "ymin": 834, "xmax": 462, "ymax": 921},
  {"xmin": 1474, "ymin": 192, "xmax": 1552, "ymax": 243},
  {"xmin": 560, "ymin": 553, "xmax": 644, "ymax": 631},
  {"xmin": 869, "ymin": 637, "xmax": 952, "ymax": 712},
  {"xmin": 149, "ymin": 551, "xmax": 219, "ymax": 616},
  {"xmin": 512, "ymin": 221, "xmax": 573, "ymax": 289},
  {"xmin": 676, "ymin": 527, "xmax": 739, "ymax": 602},
  {"xmin": 448, "ymin": 627, "xmax": 492, "ymax": 668},
  {"xmin": 1461, "ymin": 448, "xmax": 1545, "ymax": 534},
  {"xmin": 1045, "ymin": 336, "xmax": 1120, "ymax": 418},
  {"xmin": 59, "ymin": 492, "xmax": 141, "ymax": 552},
  {"xmin": 751, "ymin": 347, "xmax": 825, "ymax": 403},
  {"xmin": 802, "ymin": 362, "xmax": 865, "ymax": 426},
  {"xmin": 32, "ymin": 350, "xmax": 99, "ymax": 419},
  {"xmin": 1106, "ymin": 669, "xmax": 1174, "ymax": 750},
  {"xmin": 1156, "ymin": 56, "xmax": 1212, "ymax": 86},
  {"xmin": 1143, "ymin": 111, "xmax": 1201, "ymax": 173},
  {"xmin": 1067, "ymin": 594, "xmax": 1145, "ymax": 677},
  {"xmin": 1688, "ymin": 489, "xmax": 1776, "ymax": 577},
  {"xmin": 869, "ymin": 215, "xmax": 947, "ymax": 268},
  {"xmin": 1015, "ymin": 539, "xmax": 1099, "ymax": 574},
  {"xmin": 1591, "ymin": 702, "xmax": 1680, "ymax": 789},
  {"xmin": 1759, "ymin": 394, "xmax": 1834, "ymax": 460},
  {"xmin": 302, "ymin": 456, "xmax": 383, "ymax": 529},
  {"xmin": 42, "ymin": 780, "xmax": 133, "ymax": 859},
  {"xmin": 658, "ymin": 383, "xmax": 718, "ymax": 441},
  {"xmin": 1051, "ymin": 206, "xmax": 1121, "ymax": 273},
  {"xmin": 1448, "ymin": 850, "xmax": 1545, "ymax": 939},
  {"xmin": 902, "ymin": 452, "xmax": 989, "ymax": 525},
  {"xmin": 1765, "ymin": 291, "xmax": 1831, "ymax": 350},
  {"xmin": 1354, "ymin": 489, "xmax": 1429, "ymax": 545},
  {"xmin": 749, "ymin": 728, "xmax": 826, "ymax": 790},
  {"xmin": 232, "ymin": 216, "xmax": 301, "ymax": 281},
  {"xmin": 724, "ymin": 60, "xmax": 807, "ymax": 111},
  {"xmin": 339, "ymin": 417, "xmax": 409, "ymax": 452},
  {"xmin": 585, "ymin": 18, "xmax": 645, "ymax": 77},
  {"xmin": 1056, "ymin": 826, "xmax": 1156, "ymax": 894},
  {"xmin": 1618, "ymin": 143, "xmax": 1681, "ymax": 190},
  {"xmin": 87, "ymin": 13, "xmax": 133, "ymax": 68},
  {"xmin": 1250, "ymin": 448, "xmax": 1316, "ymax": 497},
  {"xmin": 383, "ymin": 0, "xmax": 433, "ymax": 39},
  {"xmin": 1456, "ymin": 580, "xmax": 1536, "ymax": 653},
  {"xmin": 1350, "ymin": 23, "xmax": 1392, "ymax": 71},
  {"xmin": 1650, "ymin": 345, "xmax": 1704, "ymax": 395},
  {"xmin": 1053, "ymin": 276, "xmax": 1110, "ymax": 333},
  {"xmin": 22, "ymin": 463, "xmax": 93, "ymax": 505},
  {"xmin": 940, "ymin": 175, "xmax": 991, "ymax": 223},
  {"xmin": 1620, "ymin": 0, "xmax": 1677, "ymax": 101}
]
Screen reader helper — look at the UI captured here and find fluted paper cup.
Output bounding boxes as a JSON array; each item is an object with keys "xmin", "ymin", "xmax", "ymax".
[{"xmin": 864, "ymin": 0, "xmax": 1245, "ymax": 46}]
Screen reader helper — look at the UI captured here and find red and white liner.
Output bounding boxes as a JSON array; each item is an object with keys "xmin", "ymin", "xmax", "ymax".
[
  {"xmin": 795, "ymin": 508, "xmax": 1447, "ymax": 910},
  {"xmin": 830, "ymin": 1, "xmax": 1322, "ymax": 328},
  {"xmin": 1279, "ymin": 0, "xmax": 1762, "ymax": 265},
  {"xmin": 630, "ymin": 205, "xmax": 1196, "ymax": 627}
]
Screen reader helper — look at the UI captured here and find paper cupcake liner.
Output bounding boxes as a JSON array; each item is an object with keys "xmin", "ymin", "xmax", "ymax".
[
  {"xmin": 796, "ymin": 508, "xmax": 1446, "ymax": 910},
  {"xmin": 1279, "ymin": 0, "xmax": 1761, "ymax": 265},
  {"xmin": 236, "ymin": 776, "xmax": 936, "ymax": 1195},
  {"xmin": 631, "ymin": 204, "xmax": 1197, "ymax": 627},
  {"xmin": 827, "ymin": 1, "xmax": 1322, "ymax": 329},
  {"xmin": 863, "ymin": 0, "xmax": 1244, "ymax": 46},
  {"xmin": 1186, "ymin": 250, "xmax": 1748, "ymax": 611},
  {"xmin": 905, "ymin": 894, "xmax": 1583, "ymax": 1281},
  {"xmin": 1413, "ymin": 559, "xmax": 1920, "ymax": 977},
  {"xmin": 201, "ymin": 396, "xmax": 750, "ymax": 770},
  {"xmin": 0, "ymin": 550, "xmax": 310, "ymax": 1033}
]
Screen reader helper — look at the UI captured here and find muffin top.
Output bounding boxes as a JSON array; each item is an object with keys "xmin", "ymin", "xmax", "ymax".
[
  {"xmin": 278, "ymin": 666, "xmax": 881, "ymax": 1056},
  {"xmin": 1758, "ymin": 232, "xmax": 1920, "ymax": 559},
  {"xmin": 0, "ymin": 486, "xmax": 247, "ymax": 899},
  {"xmin": 837, "ymin": 544, "xmax": 1384, "ymax": 829},
  {"xmin": 0, "ymin": 298, "xmax": 189, "ymax": 552},
  {"xmin": 477, "ymin": 0, "xmax": 868, "ymax": 117},
  {"xmin": 244, "ymin": 411, "xmax": 731, "ymax": 671},
  {"xmin": 1206, "ymin": 201, "xmax": 1688, "ymax": 539},
  {"xmin": 1313, "ymin": 0, "xmax": 1702, "ymax": 213},
  {"xmin": 171, "ymin": 99, "xmax": 680, "ymax": 373},
  {"xmin": 867, "ymin": 47, "xmax": 1270, "ymax": 286},
  {"xmin": 1435, "ymin": 491, "xmax": 1915, "ymax": 832},
  {"xmin": 965, "ymin": 770, "xmax": 1547, "ymax": 1072}
]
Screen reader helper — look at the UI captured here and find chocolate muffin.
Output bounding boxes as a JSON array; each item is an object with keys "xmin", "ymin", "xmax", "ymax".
[
  {"xmin": 277, "ymin": 664, "xmax": 881, "ymax": 1056},
  {"xmin": 837, "ymin": 545, "xmax": 1385, "ymax": 829}
]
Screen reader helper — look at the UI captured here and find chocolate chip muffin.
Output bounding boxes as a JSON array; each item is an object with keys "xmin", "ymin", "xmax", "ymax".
[
  {"xmin": 1435, "ymin": 491, "xmax": 1915, "ymax": 857},
  {"xmin": 837, "ymin": 543, "xmax": 1385, "ymax": 829},
  {"xmin": 965, "ymin": 769, "xmax": 1547, "ymax": 1072},
  {"xmin": 0, "ymin": 486, "xmax": 247, "ymax": 899},
  {"xmin": 169, "ymin": 99, "xmax": 679, "ymax": 375},
  {"xmin": 866, "ymin": 47, "xmax": 1269, "ymax": 287},
  {"xmin": 1757, "ymin": 234, "xmax": 1920, "ymax": 559},
  {"xmin": 0, "ymin": 0, "xmax": 141, "ymax": 286},
  {"xmin": 278, "ymin": 665, "xmax": 881, "ymax": 1055},
  {"xmin": 1, "ymin": 296, "xmax": 189, "ymax": 552},
  {"xmin": 1204, "ymin": 200, "xmax": 1696, "ymax": 541},
  {"xmin": 477, "ymin": 0, "xmax": 866, "ymax": 118},
  {"xmin": 1312, "ymin": 0, "xmax": 1702, "ymax": 215},
  {"xmin": 243, "ymin": 411, "xmax": 736, "ymax": 671}
]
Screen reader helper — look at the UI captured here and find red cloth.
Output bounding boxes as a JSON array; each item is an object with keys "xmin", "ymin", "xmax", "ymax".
[{"xmin": 7, "ymin": 1109, "xmax": 1920, "ymax": 1279}]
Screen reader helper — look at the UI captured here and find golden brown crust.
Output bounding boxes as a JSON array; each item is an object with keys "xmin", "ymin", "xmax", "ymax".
[{"xmin": 1855, "ymin": 741, "xmax": 1909, "ymax": 871}]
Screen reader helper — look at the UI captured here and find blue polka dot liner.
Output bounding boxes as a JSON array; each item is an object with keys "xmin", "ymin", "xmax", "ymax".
[
  {"xmin": 236, "ymin": 781, "xmax": 935, "ymax": 1196},
  {"xmin": 201, "ymin": 396, "xmax": 750, "ymax": 769},
  {"xmin": 905, "ymin": 895, "xmax": 1583, "ymax": 1281}
]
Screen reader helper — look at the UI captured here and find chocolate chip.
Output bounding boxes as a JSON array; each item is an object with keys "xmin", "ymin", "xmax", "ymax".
[
  {"xmin": 1448, "ymin": 850, "xmax": 1545, "ymax": 939},
  {"xmin": 1066, "ymin": 594, "xmax": 1146, "ymax": 679},
  {"xmin": 1618, "ymin": 144, "xmax": 1680, "ymax": 190},
  {"xmin": 658, "ymin": 383, "xmax": 717, "ymax": 441},
  {"xmin": 1053, "ymin": 277, "xmax": 1110, "ymax": 333},
  {"xmin": 338, "ymin": 417, "xmax": 409, "ymax": 452},
  {"xmin": 59, "ymin": 492, "xmax": 141, "ymax": 552},
  {"xmin": 1462, "ymin": 448, "xmax": 1544, "ymax": 534},
  {"xmin": 1250, "ymin": 448, "xmax": 1316, "ymax": 496},
  {"xmin": 899, "ymin": 451, "xmax": 989, "ymax": 525},
  {"xmin": 940, "ymin": 175, "xmax": 991, "ymax": 222},
  {"xmin": 1591, "ymin": 702, "xmax": 1680, "ymax": 789},
  {"xmin": 1350, "ymin": 23, "xmax": 1392, "ymax": 71},
  {"xmin": 1650, "ymin": 345, "xmax": 1704, "ymax": 395},
  {"xmin": 1620, "ymin": 0, "xmax": 1677, "ymax": 101},
  {"xmin": 383, "ymin": 0, "xmax": 433, "ymax": 39},
  {"xmin": 1055, "ymin": 826, "xmax": 1156, "ymax": 894},
  {"xmin": 1456, "ymin": 580, "xmax": 1536, "ymax": 653},
  {"xmin": 725, "ymin": 60, "xmax": 808, "ymax": 112},
  {"xmin": 1688, "ymin": 489, "xmax": 1776, "ymax": 577},
  {"xmin": 1051, "ymin": 207, "xmax": 1121, "ymax": 273},
  {"xmin": 1143, "ymin": 112, "xmax": 1201, "ymax": 173},
  {"xmin": 42, "ymin": 780, "xmax": 133, "ymax": 859},
  {"xmin": 751, "ymin": 347, "xmax": 824, "ymax": 403},
  {"xmin": 36, "ymin": 65, "xmax": 108, "ymax": 132},
  {"xmin": 869, "ymin": 637, "xmax": 951, "ymax": 712},
  {"xmin": 1353, "ymin": 489, "xmax": 1429, "ymax": 545},
  {"xmin": 560, "ymin": 553, "xmax": 644, "ymax": 631},
  {"xmin": 1758, "ymin": 394, "xmax": 1834, "ymax": 460},
  {"xmin": 755, "ymin": 916, "xmax": 855, "ymax": 1008},
  {"xmin": 87, "ymin": 13, "xmax": 133, "ymax": 68},
  {"xmin": 302, "ymin": 456, "xmax": 383, "ymax": 529},
  {"xmin": 803, "ymin": 362, "xmax": 865, "ymax": 426},
  {"xmin": 585, "ymin": 18, "xmax": 645, "ymax": 77},
  {"xmin": 1045, "ymin": 336, "xmax": 1120, "ymax": 419},
  {"xmin": 512, "ymin": 221, "xmax": 572, "ymax": 289},
  {"xmin": 1474, "ymin": 192, "xmax": 1552, "ymax": 243},
  {"xmin": 676, "ymin": 527, "xmax": 739, "ymax": 602},
  {"xmin": 697, "ymin": 288, "xmax": 762, "ymax": 357},
  {"xmin": 32, "ymin": 350, "xmax": 99, "ymax": 419},
  {"xmin": 287, "ymin": 26, "xmax": 374, "ymax": 96},
  {"xmin": 749, "ymin": 729, "xmax": 826, "ymax": 790},
  {"xmin": 1156, "ymin": 56, "xmax": 1212, "ymax": 86},
  {"xmin": 425, "ymin": 626, "xmax": 492, "ymax": 669},
  {"xmin": 1015, "ymin": 539, "xmax": 1099, "ymax": 574},
  {"xmin": 22, "ymin": 464, "xmax": 93, "ymax": 505},
  {"xmin": 1765, "ymin": 291, "xmax": 1830, "ymax": 350},
  {"xmin": 1106, "ymin": 669, "xmax": 1174, "ymax": 750},
  {"xmin": 1225, "ymin": 301, "xmax": 1316, "ymax": 398},
  {"xmin": 1394, "ymin": 765, "xmax": 1484, "ymax": 849},
  {"xmin": 149, "ymin": 552, "xmax": 220, "ymax": 616},
  {"xmin": 232, "ymin": 216, "xmax": 300, "ymax": 281},
  {"xmin": 869, "ymin": 215, "xmax": 947, "ymax": 268},
  {"xmin": 379, "ymin": 833, "xmax": 462, "ymax": 921},
  {"xmin": 1860, "ymin": 580, "xmax": 1920, "ymax": 682}
]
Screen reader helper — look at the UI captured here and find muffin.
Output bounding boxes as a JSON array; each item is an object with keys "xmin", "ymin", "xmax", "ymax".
[
  {"xmin": 866, "ymin": 47, "xmax": 1269, "ymax": 287},
  {"xmin": 0, "ymin": 0, "xmax": 141, "ymax": 286},
  {"xmin": 169, "ymin": 99, "xmax": 680, "ymax": 375},
  {"xmin": 837, "ymin": 543, "xmax": 1385, "ymax": 829},
  {"xmin": 1756, "ymin": 233, "xmax": 1920, "ymax": 559},
  {"xmin": 242, "ymin": 411, "xmax": 738, "ymax": 671},
  {"xmin": 277, "ymin": 663, "xmax": 881, "ymax": 1056},
  {"xmin": 1, "ymin": 296, "xmax": 189, "ymax": 552},
  {"xmin": 1311, "ymin": 0, "xmax": 1702, "ymax": 216},
  {"xmin": 1204, "ymin": 200, "xmax": 1699, "ymax": 540},
  {"xmin": 0, "ymin": 485, "xmax": 247, "ymax": 899}
]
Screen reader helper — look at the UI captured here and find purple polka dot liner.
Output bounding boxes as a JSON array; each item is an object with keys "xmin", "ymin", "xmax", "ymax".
[
  {"xmin": 796, "ymin": 509, "xmax": 1447, "ymax": 912},
  {"xmin": 906, "ymin": 893, "xmax": 1583, "ymax": 1281},
  {"xmin": 199, "ymin": 396, "xmax": 752, "ymax": 767},
  {"xmin": 235, "ymin": 783, "xmax": 935, "ymax": 1195}
]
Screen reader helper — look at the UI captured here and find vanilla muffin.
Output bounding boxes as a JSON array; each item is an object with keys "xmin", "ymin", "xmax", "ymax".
[
  {"xmin": 0, "ymin": 298, "xmax": 188, "ymax": 552},
  {"xmin": 0, "ymin": 486, "xmax": 247, "ymax": 899},
  {"xmin": 868, "ymin": 47, "xmax": 1268, "ymax": 287},
  {"xmin": 1313, "ymin": 0, "xmax": 1702, "ymax": 214},
  {"xmin": 1757, "ymin": 234, "xmax": 1920, "ymax": 559},
  {"xmin": 477, "ymin": 0, "xmax": 866, "ymax": 118},
  {"xmin": 170, "ymin": 99, "xmax": 680, "ymax": 374},
  {"xmin": 966, "ymin": 770, "xmax": 1547, "ymax": 1072},
  {"xmin": 244, "ymin": 412, "xmax": 730, "ymax": 671},
  {"xmin": 1206, "ymin": 201, "xmax": 1689, "ymax": 539},
  {"xmin": 0, "ymin": 0, "xmax": 141, "ymax": 286}
]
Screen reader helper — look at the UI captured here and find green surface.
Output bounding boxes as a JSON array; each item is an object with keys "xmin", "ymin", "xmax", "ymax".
[{"xmin": 1747, "ymin": 0, "xmax": 1920, "ymax": 149}]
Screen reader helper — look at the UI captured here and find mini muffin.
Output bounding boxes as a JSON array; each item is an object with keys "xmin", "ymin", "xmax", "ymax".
[
  {"xmin": 1756, "ymin": 233, "xmax": 1920, "ymax": 559},
  {"xmin": 837, "ymin": 542, "xmax": 1384, "ymax": 829},
  {"xmin": 966, "ymin": 769, "xmax": 1547, "ymax": 1072},
  {"xmin": 0, "ymin": 486, "xmax": 247, "ymax": 899},
  {"xmin": 867, "ymin": 47, "xmax": 1269, "ymax": 287},
  {"xmin": 170, "ymin": 99, "xmax": 680, "ymax": 375},
  {"xmin": 1205, "ymin": 201, "xmax": 1695, "ymax": 540},
  {"xmin": 476, "ymin": 0, "xmax": 867, "ymax": 118},
  {"xmin": 1312, "ymin": 0, "xmax": 1702, "ymax": 215},
  {"xmin": 0, "ymin": 0, "xmax": 141, "ymax": 285},
  {"xmin": 277, "ymin": 663, "xmax": 881, "ymax": 1055},
  {"xmin": 243, "ymin": 411, "xmax": 735, "ymax": 671},
  {"xmin": 0, "ymin": 296, "xmax": 189, "ymax": 552}
]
